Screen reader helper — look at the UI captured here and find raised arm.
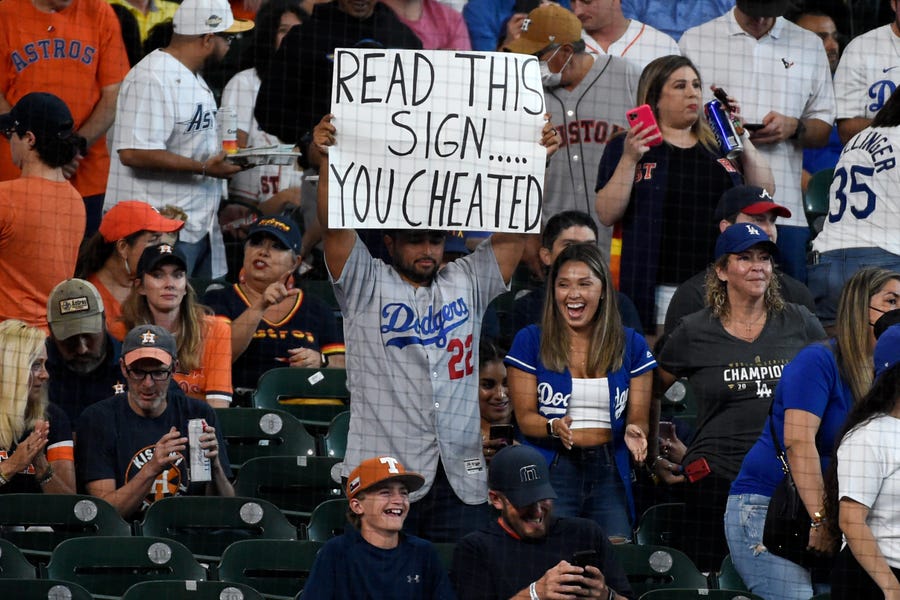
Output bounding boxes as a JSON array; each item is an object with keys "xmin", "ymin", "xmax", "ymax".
[
  {"xmin": 594, "ymin": 125, "xmax": 652, "ymax": 226},
  {"xmin": 310, "ymin": 114, "xmax": 358, "ymax": 281}
]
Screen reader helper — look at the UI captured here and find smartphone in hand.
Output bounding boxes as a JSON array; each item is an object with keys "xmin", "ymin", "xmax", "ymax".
[
  {"xmin": 489, "ymin": 424, "xmax": 514, "ymax": 446},
  {"xmin": 626, "ymin": 104, "xmax": 663, "ymax": 146}
]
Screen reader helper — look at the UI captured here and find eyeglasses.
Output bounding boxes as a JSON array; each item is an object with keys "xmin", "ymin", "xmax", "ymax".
[
  {"xmin": 125, "ymin": 366, "xmax": 172, "ymax": 382},
  {"xmin": 216, "ymin": 33, "xmax": 237, "ymax": 45}
]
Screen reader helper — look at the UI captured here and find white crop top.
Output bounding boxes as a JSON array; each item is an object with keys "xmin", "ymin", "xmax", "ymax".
[{"xmin": 568, "ymin": 378, "xmax": 611, "ymax": 429}]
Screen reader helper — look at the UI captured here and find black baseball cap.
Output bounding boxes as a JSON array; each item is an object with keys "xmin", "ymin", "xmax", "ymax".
[
  {"xmin": 714, "ymin": 185, "xmax": 792, "ymax": 221},
  {"xmin": 136, "ymin": 243, "xmax": 188, "ymax": 278},
  {"xmin": 0, "ymin": 92, "xmax": 75, "ymax": 141},
  {"xmin": 489, "ymin": 445, "xmax": 557, "ymax": 506},
  {"xmin": 247, "ymin": 215, "xmax": 303, "ymax": 254}
]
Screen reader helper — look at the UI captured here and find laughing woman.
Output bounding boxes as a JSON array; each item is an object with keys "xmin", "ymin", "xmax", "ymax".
[
  {"xmin": 505, "ymin": 243, "xmax": 656, "ymax": 540},
  {"xmin": 0, "ymin": 320, "xmax": 75, "ymax": 494}
]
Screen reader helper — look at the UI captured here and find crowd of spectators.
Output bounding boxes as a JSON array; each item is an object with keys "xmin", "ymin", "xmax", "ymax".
[{"xmin": 2, "ymin": 0, "xmax": 900, "ymax": 597}]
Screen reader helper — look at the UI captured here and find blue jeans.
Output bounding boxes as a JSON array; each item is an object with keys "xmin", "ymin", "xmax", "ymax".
[
  {"xmin": 776, "ymin": 224, "xmax": 812, "ymax": 284},
  {"xmin": 807, "ymin": 247, "xmax": 900, "ymax": 325},
  {"xmin": 550, "ymin": 445, "xmax": 631, "ymax": 540},
  {"xmin": 725, "ymin": 494, "xmax": 829, "ymax": 599}
]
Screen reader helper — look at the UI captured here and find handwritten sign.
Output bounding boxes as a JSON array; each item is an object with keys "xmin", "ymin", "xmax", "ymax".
[{"xmin": 328, "ymin": 49, "xmax": 546, "ymax": 232}]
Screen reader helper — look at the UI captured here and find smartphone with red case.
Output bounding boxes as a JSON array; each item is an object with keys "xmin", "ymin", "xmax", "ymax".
[
  {"xmin": 684, "ymin": 457, "xmax": 712, "ymax": 483},
  {"xmin": 626, "ymin": 104, "xmax": 663, "ymax": 146}
]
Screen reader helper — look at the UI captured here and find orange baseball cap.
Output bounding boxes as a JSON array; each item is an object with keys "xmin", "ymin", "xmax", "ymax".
[
  {"xmin": 99, "ymin": 201, "xmax": 185, "ymax": 242},
  {"xmin": 346, "ymin": 456, "xmax": 425, "ymax": 500}
]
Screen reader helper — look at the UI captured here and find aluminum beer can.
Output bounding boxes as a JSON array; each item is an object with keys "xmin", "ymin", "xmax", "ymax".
[
  {"xmin": 219, "ymin": 107, "xmax": 238, "ymax": 155},
  {"xmin": 188, "ymin": 418, "xmax": 212, "ymax": 482},
  {"xmin": 704, "ymin": 99, "xmax": 743, "ymax": 160}
]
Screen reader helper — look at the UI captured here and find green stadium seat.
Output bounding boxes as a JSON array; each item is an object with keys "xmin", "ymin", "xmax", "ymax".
[
  {"xmin": 322, "ymin": 411, "xmax": 350, "ymax": 458},
  {"xmin": 305, "ymin": 499, "xmax": 349, "ymax": 543},
  {"xmin": 139, "ymin": 496, "xmax": 298, "ymax": 562},
  {"xmin": 219, "ymin": 539, "xmax": 322, "ymax": 600},
  {"xmin": 612, "ymin": 543, "xmax": 708, "ymax": 597},
  {"xmin": 121, "ymin": 579, "xmax": 265, "ymax": 600},
  {"xmin": 253, "ymin": 368, "xmax": 349, "ymax": 431},
  {"xmin": 214, "ymin": 407, "xmax": 317, "ymax": 473},
  {"xmin": 44, "ymin": 536, "xmax": 206, "ymax": 598}
]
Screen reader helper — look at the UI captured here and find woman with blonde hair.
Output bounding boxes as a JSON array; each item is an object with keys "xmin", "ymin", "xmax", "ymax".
[
  {"xmin": 506, "ymin": 243, "xmax": 655, "ymax": 540},
  {"xmin": 655, "ymin": 224, "xmax": 825, "ymax": 571},
  {"xmin": 595, "ymin": 54, "xmax": 774, "ymax": 331},
  {"xmin": 119, "ymin": 244, "xmax": 232, "ymax": 407},
  {"xmin": 0, "ymin": 320, "xmax": 75, "ymax": 494},
  {"xmin": 727, "ymin": 267, "xmax": 900, "ymax": 599}
]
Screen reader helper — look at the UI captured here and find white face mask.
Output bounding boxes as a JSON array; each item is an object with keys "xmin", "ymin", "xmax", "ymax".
[{"xmin": 539, "ymin": 47, "xmax": 572, "ymax": 88}]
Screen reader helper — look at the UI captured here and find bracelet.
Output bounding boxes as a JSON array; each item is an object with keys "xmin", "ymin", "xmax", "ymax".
[
  {"xmin": 0, "ymin": 470, "xmax": 8, "ymax": 486},
  {"xmin": 651, "ymin": 455, "xmax": 666, "ymax": 470},
  {"xmin": 789, "ymin": 118, "xmax": 806, "ymax": 140},
  {"xmin": 37, "ymin": 465, "xmax": 54, "ymax": 486},
  {"xmin": 529, "ymin": 581, "xmax": 540, "ymax": 600}
]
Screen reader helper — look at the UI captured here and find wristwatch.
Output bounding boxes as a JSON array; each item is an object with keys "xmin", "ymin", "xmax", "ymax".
[
  {"xmin": 789, "ymin": 118, "xmax": 806, "ymax": 140},
  {"xmin": 546, "ymin": 418, "xmax": 558, "ymax": 437}
]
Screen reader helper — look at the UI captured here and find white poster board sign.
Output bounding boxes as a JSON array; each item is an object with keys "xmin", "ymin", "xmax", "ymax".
[{"xmin": 328, "ymin": 49, "xmax": 546, "ymax": 232}]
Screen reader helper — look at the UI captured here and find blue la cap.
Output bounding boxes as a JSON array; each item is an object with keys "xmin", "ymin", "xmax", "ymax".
[
  {"xmin": 714, "ymin": 222, "xmax": 779, "ymax": 260},
  {"xmin": 874, "ymin": 324, "xmax": 900, "ymax": 378}
]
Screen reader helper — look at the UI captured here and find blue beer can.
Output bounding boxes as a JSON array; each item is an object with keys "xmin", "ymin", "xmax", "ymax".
[{"xmin": 704, "ymin": 99, "xmax": 743, "ymax": 160}]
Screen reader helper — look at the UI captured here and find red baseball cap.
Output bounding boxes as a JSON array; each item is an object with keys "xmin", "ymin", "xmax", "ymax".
[{"xmin": 99, "ymin": 201, "xmax": 185, "ymax": 242}]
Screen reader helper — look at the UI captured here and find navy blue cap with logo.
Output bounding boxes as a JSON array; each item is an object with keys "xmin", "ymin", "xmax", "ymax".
[
  {"xmin": 136, "ymin": 244, "xmax": 188, "ymax": 278},
  {"xmin": 489, "ymin": 445, "xmax": 557, "ymax": 507},
  {"xmin": 714, "ymin": 222, "xmax": 779, "ymax": 260},
  {"xmin": 247, "ymin": 215, "xmax": 303, "ymax": 255}
]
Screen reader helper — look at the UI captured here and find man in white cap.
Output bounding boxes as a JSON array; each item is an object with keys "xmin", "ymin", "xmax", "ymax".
[
  {"xmin": 46, "ymin": 278, "xmax": 125, "ymax": 430},
  {"xmin": 303, "ymin": 455, "xmax": 454, "ymax": 599},
  {"xmin": 76, "ymin": 324, "xmax": 233, "ymax": 519},
  {"xmin": 105, "ymin": 0, "xmax": 252, "ymax": 279}
]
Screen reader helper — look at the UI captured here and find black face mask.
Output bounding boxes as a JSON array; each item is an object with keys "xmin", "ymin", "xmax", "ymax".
[{"xmin": 873, "ymin": 308, "xmax": 900, "ymax": 339}]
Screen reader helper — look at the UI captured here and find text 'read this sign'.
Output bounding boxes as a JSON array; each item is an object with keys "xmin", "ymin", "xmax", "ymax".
[{"xmin": 328, "ymin": 49, "xmax": 546, "ymax": 233}]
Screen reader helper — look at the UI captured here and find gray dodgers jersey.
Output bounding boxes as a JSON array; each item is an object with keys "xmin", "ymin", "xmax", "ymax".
[
  {"xmin": 544, "ymin": 55, "xmax": 640, "ymax": 256},
  {"xmin": 333, "ymin": 236, "xmax": 508, "ymax": 504}
]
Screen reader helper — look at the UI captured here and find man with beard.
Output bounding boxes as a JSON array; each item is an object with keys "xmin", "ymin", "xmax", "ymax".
[
  {"xmin": 77, "ymin": 325, "xmax": 233, "ymax": 519},
  {"xmin": 46, "ymin": 279, "xmax": 125, "ymax": 430},
  {"xmin": 451, "ymin": 445, "xmax": 635, "ymax": 599},
  {"xmin": 104, "ymin": 0, "xmax": 252, "ymax": 279},
  {"xmin": 310, "ymin": 115, "xmax": 558, "ymax": 542}
]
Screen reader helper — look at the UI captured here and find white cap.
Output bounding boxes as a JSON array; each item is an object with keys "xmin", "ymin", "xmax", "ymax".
[{"xmin": 173, "ymin": 0, "xmax": 254, "ymax": 36}]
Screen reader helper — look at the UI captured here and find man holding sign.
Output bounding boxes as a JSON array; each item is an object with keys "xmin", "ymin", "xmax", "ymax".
[{"xmin": 310, "ymin": 48, "xmax": 559, "ymax": 542}]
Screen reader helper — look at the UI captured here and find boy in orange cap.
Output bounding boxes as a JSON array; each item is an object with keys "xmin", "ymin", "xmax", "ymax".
[{"xmin": 303, "ymin": 456, "xmax": 455, "ymax": 599}]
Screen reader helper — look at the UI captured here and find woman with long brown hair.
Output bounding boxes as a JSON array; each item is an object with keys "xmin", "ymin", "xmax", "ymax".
[
  {"xmin": 506, "ymin": 243, "xmax": 655, "ymax": 540},
  {"xmin": 119, "ymin": 244, "xmax": 232, "ymax": 407},
  {"xmin": 595, "ymin": 55, "xmax": 774, "ymax": 331}
]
